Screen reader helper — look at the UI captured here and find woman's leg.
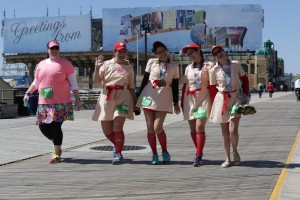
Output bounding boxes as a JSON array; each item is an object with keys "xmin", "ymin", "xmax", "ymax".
[
  {"xmin": 153, "ymin": 111, "xmax": 170, "ymax": 163},
  {"xmin": 220, "ymin": 122, "xmax": 231, "ymax": 166},
  {"xmin": 188, "ymin": 119, "xmax": 197, "ymax": 147},
  {"xmin": 154, "ymin": 111, "xmax": 167, "ymax": 152},
  {"xmin": 144, "ymin": 109, "xmax": 157, "ymax": 155},
  {"xmin": 229, "ymin": 117, "xmax": 240, "ymax": 154},
  {"xmin": 229, "ymin": 117, "xmax": 241, "ymax": 165},
  {"xmin": 101, "ymin": 121, "xmax": 114, "ymax": 144},
  {"xmin": 40, "ymin": 122, "xmax": 63, "ymax": 164},
  {"xmin": 112, "ymin": 116, "xmax": 126, "ymax": 154},
  {"xmin": 39, "ymin": 122, "xmax": 63, "ymax": 156},
  {"xmin": 195, "ymin": 118, "xmax": 207, "ymax": 158},
  {"xmin": 51, "ymin": 122, "xmax": 63, "ymax": 159},
  {"xmin": 39, "ymin": 123, "xmax": 53, "ymax": 141}
]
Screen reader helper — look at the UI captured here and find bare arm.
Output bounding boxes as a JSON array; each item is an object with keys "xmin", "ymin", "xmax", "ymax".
[
  {"xmin": 23, "ymin": 80, "xmax": 38, "ymax": 102},
  {"xmin": 93, "ymin": 55, "xmax": 104, "ymax": 83}
]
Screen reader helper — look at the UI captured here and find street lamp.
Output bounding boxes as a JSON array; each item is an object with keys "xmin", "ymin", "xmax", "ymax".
[{"xmin": 140, "ymin": 22, "xmax": 151, "ymax": 64}]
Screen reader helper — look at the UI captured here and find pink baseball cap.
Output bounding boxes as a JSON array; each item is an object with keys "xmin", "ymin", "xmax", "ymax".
[
  {"xmin": 48, "ymin": 40, "xmax": 60, "ymax": 48},
  {"xmin": 114, "ymin": 42, "xmax": 127, "ymax": 51},
  {"xmin": 182, "ymin": 43, "xmax": 201, "ymax": 54}
]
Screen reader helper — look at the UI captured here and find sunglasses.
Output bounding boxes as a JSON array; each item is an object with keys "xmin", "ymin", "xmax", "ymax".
[
  {"xmin": 212, "ymin": 48, "xmax": 223, "ymax": 56},
  {"xmin": 49, "ymin": 46, "xmax": 59, "ymax": 50},
  {"xmin": 187, "ymin": 50, "xmax": 195, "ymax": 56}
]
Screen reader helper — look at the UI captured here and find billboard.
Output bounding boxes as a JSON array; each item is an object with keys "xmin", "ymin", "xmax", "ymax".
[
  {"xmin": 103, "ymin": 4, "xmax": 263, "ymax": 53},
  {"xmin": 3, "ymin": 15, "xmax": 91, "ymax": 54}
]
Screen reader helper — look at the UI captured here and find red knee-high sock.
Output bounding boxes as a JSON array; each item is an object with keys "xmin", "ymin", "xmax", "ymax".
[
  {"xmin": 190, "ymin": 132, "xmax": 197, "ymax": 148},
  {"xmin": 157, "ymin": 130, "xmax": 167, "ymax": 152},
  {"xmin": 105, "ymin": 133, "xmax": 115, "ymax": 145},
  {"xmin": 113, "ymin": 131, "xmax": 124, "ymax": 154},
  {"xmin": 196, "ymin": 131, "xmax": 206, "ymax": 157},
  {"xmin": 147, "ymin": 132, "xmax": 157, "ymax": 155}
]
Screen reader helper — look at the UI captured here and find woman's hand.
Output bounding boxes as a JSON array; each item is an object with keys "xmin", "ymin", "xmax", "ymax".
[
  {"xmin": 133, "ymin": 106, "xmax": 141, "ymax": 116},
  {"xmin": 95, "ymin": 55, "xmax": 104, "ymax": 70},
  {"xmin": 174, "ymin": 105, "xmax": 181, "ymax": 115},
  {"xmin": 75, "ymin": 99, "xmax": 82, "ymax": 111},
  {"xmin": 23, "ymin": 93, "xmax": 30, "ymax": 102}
]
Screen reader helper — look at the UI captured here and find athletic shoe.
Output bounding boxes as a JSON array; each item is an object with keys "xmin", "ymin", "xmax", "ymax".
[
  {"xmin": 162, "ymin": 152, "xmax": 171, "ymax": 164},
  {"xmin": 50, "ymin": 152, "xmax": 61, "ymax": 164},
  {"xmin": 112, "ymin": 146, "xmax": 116, "ymax": 157},
  {"xmin": 193, "ymin": 156, "xmax": 203, "ymax": 167},
  {"xmin": 112, "ymin": 153, "xmax": 124, "ymax": 165},
  {"xmin": 151, "ymin": 154, "xmax": 159, "ymax": 165}
]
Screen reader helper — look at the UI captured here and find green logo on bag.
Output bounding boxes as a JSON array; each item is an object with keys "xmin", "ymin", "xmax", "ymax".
[
  {"xmin": 141, "ymin": 96, "xmax": 152, "ymax": 107},
  {"xmin": 117, "ymin": 105, "xmax": 128, "ymax": 114},
  {"xmin": 193, "ymin": 107, "xmax": 206, "ymax": 119}
]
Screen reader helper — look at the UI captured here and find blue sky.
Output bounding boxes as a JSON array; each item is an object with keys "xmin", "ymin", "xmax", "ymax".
[{"xmin": 1, "ymin": 0, "xmax": 299, "ymax": 74}]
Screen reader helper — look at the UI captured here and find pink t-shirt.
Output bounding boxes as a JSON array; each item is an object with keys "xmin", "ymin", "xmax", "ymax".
[{"xmin": 35, "ymin": 58, "xmax": 75, "ymax": 104}]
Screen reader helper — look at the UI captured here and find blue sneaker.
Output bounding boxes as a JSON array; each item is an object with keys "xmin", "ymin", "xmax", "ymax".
[
  {"xmin": 193, "ymin": 156, "xmax": 203, "ymax": 167},
  {"xmin": 112, "ymin": 153, "xmax": 123, "ymax": 165},
  {"xmin": 162, "ymin": 152, "xmax": 171, "ymax": 164},
  {"xmin": 151, "ymin": 154, "xmax": 159, "ymax": 165},
  {"xmin": 112, "ymin": 146, "xmax": 116, "ymax": 157}
]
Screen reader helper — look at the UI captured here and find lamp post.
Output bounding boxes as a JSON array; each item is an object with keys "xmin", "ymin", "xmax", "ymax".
[{"xmin": 140, "ymin": 22, "xmax": 151, "ymax": 65}]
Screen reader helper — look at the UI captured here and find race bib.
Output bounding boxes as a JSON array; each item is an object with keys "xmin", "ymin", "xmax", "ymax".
[
  {"xmin": 41, "ymin": 87, "xmax": 53, "ymax": 98},
  {"xmin": 141, "ymin": 96, "xmax": 152, "ymax": 107},
  {"xmin": 117, "ymin": 105, "xmax": 128, "ymax": 114},
  {"xmin": 193, "ymin": 107, "xmax": 206, "ymax": 119}
]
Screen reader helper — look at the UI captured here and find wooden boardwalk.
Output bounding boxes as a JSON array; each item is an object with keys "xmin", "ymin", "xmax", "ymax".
[{"xmin": 0, "ymin": 92, "xmax": 299, "ymax": 200}]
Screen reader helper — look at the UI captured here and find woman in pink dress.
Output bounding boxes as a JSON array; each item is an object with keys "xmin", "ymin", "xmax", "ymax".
[
  {"xmin": 209, "ymin": 45, "xmax": 249, "ymax": 168},
  {"xmin": 136, "ymin": 41, "xmax": 180, "ymax": 165},
  {"xmin": 23, "ymin": 40, "xmax": 81, "ymax": 164},
  {"xmin": 92, "ymin": 42, "xmax": 139, "ymax": 165},
  {"xmin": 180, "ymin": 43, "xmax": 213, "ymax": 167}
]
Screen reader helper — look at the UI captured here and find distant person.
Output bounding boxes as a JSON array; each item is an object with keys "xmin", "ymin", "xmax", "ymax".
[
  {"xmin": 23, "ymin": 40, "xmax": 81, "ymax": 164},
  {"xmin": 180, "ymin": 43, "xmax": 213, "ymax": 167},
  {"xmin": 209, "ymin": 45, "xmax": 252, "ymax": 168},
  {"xmin": 92, "ymin": 42, "xmax": 140, "ymax": 165},
  {"xmin": 136, "ymin": 41, "xmax": 180, "ymax": 165},
  {"xmin": 257, "ymin": 82, "xmax": 263, "ymax": 98},
  {"xmin": 267, "ymin": 82, "xmax": 274, "ymax": 98},
  {"xmin": 280, "ymin": 84, "xmax": 283, "ymax": 92}
]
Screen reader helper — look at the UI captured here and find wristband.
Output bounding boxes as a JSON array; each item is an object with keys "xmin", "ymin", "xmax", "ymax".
[{"xmin": 25, "ymin": 91, "xmax": 30, "ymax": 95}]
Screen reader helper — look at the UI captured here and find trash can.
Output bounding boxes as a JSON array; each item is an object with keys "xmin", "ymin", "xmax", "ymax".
[{"xmin": 14, "ymin": 94, "xmax": 29, "ymax": 116}]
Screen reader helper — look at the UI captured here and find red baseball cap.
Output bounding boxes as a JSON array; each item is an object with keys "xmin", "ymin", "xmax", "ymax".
[
  {"xmin": 211, "ymin": 45, "xmax": 224, "ymax": 55},
  {"xmin": 182, "ymin": 43, "xmax": 201, "ymax": 54},
  {"xmin": 48, "ymin": 40, "xmax": 60, "ymax": 48},
  {"xmin": 114, "ymin": 42, "xmax": 127, "ymax": 51}
]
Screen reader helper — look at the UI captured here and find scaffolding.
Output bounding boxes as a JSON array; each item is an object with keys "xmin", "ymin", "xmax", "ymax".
[{"xmin": 1, "ymin": 61, "xmax": 28, "ymax": 77}]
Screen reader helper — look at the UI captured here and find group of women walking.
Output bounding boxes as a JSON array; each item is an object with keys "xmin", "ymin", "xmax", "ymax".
[{"xmin": 24, "ymin": 39, "xmax": 253, "ymax": 168}]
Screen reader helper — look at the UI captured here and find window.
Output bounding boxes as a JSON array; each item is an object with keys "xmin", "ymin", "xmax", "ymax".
[
  {"xmin": 250, "ymin": 64, "xmax": 255, "ymax": 74},
  {"xmin": 79, "ymin": 67, "xmax": 86, "ymax": 76}
]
